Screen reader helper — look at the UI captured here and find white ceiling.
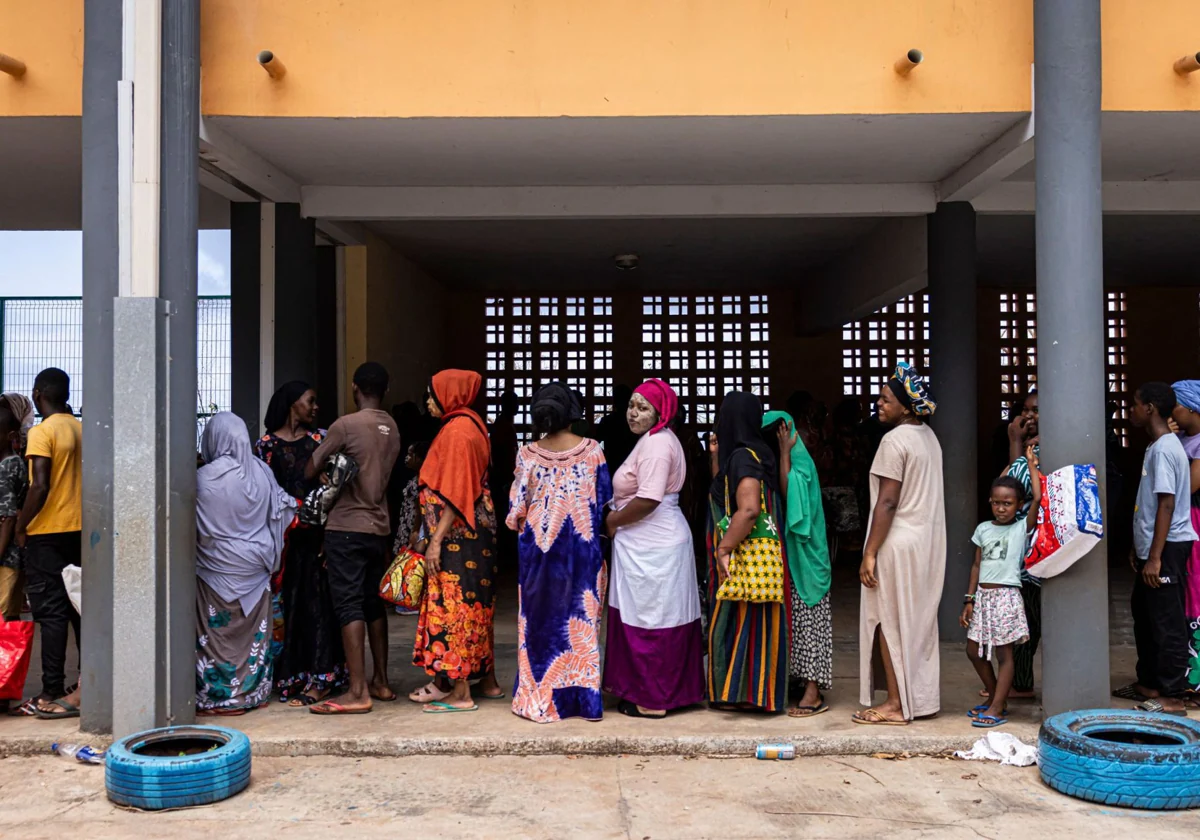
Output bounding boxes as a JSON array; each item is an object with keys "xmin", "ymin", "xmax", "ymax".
[{"xmin": 211, "ymin": 113, "xmax": 1023, "ymax": 188}]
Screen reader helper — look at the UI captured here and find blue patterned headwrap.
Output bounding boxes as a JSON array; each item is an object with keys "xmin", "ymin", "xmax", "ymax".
[
  {"xmin": 1173, "ymin": 380, "xmax": 1200, "ymax": 413},
  {"xmin": 889, "ymin": 361, "xmax": 937, "ymax": 417}
]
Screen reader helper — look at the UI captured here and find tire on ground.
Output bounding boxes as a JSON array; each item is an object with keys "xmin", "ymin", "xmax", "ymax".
[
  {"xmin": 1038, "ymin": 708, "xmax": 1200, "ymax": 810},
  {"xmin": 105, "ymin": 725, "xmax": 251, "ymax": 810}
]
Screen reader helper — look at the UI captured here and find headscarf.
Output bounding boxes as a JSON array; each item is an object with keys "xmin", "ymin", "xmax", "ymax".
[
  {"xmin": 1173, "ymin": 380, "xmax": 1200, "ymax": 414},
  {"xmin": 633, "ymin": 378, "xmax": 679, "ymax": 436},
  {"xmin": 196, "ymin": 413, "xmax": 297, "ymax": 615},
  {"xmin": 263, "ymin": 380, "xmax": 312, "ymax": 434},
  {"xmin": 419, "ymin": 369, "xmax": 491, "ymax": 529},
  {"xmin": 530, "ymin": 381, "xmax": 582, "ymax": 434},
  {"xmin": 1, "ymin": 393, "xmax": 34, "ymax": 450},
  {"xmin": 886, "ymin": 361, "xmax": 937, "ymax": 418},
  {"xmin": 763, "ymin": 411, "xmax": 830, "ymax": 607},
  {"xmin": 711, "ymin": 391, "xmax": 777, "ymax": 514}
]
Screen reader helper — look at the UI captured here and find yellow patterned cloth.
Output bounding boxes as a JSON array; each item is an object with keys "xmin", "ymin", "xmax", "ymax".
[{"xmin": 715, "ymin": 480, "xmax": 785, "ymax": 604}]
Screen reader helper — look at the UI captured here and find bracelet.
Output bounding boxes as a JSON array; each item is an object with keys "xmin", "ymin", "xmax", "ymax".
[{"xmin": 963, "ymin": 594, "xmax": 975, "ymax": 604}]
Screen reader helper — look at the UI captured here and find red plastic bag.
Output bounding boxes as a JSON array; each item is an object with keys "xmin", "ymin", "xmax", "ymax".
[{"xmin": 0, "ymin": 617, "xmax": 35, "ymax": 700}]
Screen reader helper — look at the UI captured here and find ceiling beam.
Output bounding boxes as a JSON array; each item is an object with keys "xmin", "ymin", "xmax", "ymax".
[
  {"xmin": 937, "ymin": 114, "xmax": 1034, "ymax": 203},
  {"xmin": 198, "ymin": 117, "xmax": 301, "ymax": 204},
  {"xmin": 301, "ymin": 184, "xmax": 936, "ymax": 221},
  {"xmin": 972, "ymin": 181, "xmax": 1200, "ymax": 214}
]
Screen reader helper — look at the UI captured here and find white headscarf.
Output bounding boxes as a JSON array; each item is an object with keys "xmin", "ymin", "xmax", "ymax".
[{"xmin": 196, "ymin": 413, "xmax": 297, "ymax": 614}]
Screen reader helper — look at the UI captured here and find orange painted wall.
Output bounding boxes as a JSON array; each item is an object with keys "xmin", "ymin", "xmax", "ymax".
[
  {"xmin": 0, "ymin": 0, "xmax": 83, "ymax": 117},
  {"xmin": 1103, "ymin": 0, "xmax": 1200, "ymax": 111},
  {"xmin": 199, "ymin": 0, "xmax": 1035, "ymax": 118}
]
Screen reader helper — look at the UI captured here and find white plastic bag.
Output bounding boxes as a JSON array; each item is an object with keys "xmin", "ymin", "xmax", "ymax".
[{"xmin": 61, "ymin": 564, "xmax": 82, "ymax": 615}]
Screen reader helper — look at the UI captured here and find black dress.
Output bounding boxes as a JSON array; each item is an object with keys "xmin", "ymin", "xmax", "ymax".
[{"xmin": 256, "ymin": 430, "xmax": 348, "ymax": 701}]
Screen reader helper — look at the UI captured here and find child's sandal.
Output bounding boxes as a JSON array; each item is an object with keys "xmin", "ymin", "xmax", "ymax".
[{"xmin": 971, "ymin": 713, "xmax": 1008, "ymax": 728}]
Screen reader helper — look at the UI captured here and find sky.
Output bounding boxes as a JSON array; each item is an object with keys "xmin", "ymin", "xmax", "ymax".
[{"xmin": 0, "ymin": 229, "xmax": 231, "ymax": 296}]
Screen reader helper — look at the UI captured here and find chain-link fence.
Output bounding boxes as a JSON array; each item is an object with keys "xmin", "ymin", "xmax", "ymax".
[{"xmin": 0, "ymin": 296, "xmax": 232, "ymax": 445}]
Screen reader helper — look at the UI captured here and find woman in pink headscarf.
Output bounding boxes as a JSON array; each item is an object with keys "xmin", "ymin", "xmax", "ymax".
[{"xmin": 603, "ymin": 379, "xmax": 705, "ymax": 718}]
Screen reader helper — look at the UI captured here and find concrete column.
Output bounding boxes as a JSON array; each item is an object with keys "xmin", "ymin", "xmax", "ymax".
[
  {"xmin": 272, "ymin": 204, "xmax": 318, "ymax": 387},
  {"xmin": 314, "ymin": 246, "xmax": 340, "ymax": 429},
  {"xmin": 80, "ymin": 0, "xmax": 123, "ymax": 734},
  {"xmin": 1035, "ymin": 0, "xmax": 1110, "ymax": 715},
  {"xmin": 927, "ymin": 203, "xmax": 978, "ymax": 640},
  {"xmin": 230, "ymin": 202, "xmax": 262, "ymax": 432}
]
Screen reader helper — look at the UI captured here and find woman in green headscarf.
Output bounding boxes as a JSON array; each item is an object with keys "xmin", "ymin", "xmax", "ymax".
[{"xmin": 763, "ymin": 411, "xmax": 833, "ymax": 717}]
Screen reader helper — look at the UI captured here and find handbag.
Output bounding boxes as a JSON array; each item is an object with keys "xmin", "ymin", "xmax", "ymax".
[
  {"xmin": 715, "ymin": 452, "xmax": 785, "ymax": 604},
  {"xmin": 379, "ymin": 546, "xmax": 426, "ymax": 610},
  {"xmin": 0, "ymin": 617, "xmax": 35, "ymax": 701},
  {"xmin": 300, "ymin": 452, "xmax": 358, "ymax": 526}
]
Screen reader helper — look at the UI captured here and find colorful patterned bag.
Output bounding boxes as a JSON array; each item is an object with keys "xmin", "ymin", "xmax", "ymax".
[
  {"xmin": 379, "ymin": 546, "xmax": 426, "ymax": 610},
  {"xmin": 715, "ymin": 461, "xmax": 785, "ymax": 604},
  {"xmin": 1025, "ymin": 463, "xmax": 1104, "ymax": 579}
]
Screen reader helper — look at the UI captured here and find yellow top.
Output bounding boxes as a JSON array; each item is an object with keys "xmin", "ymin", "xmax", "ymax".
[{"xmin": 25, "ymin": 413, "xmax": 83, "ymax": 536}]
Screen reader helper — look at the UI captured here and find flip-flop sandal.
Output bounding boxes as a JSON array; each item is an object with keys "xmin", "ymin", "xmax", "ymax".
[
  {"xmin": 34, "ymin": 700, "xmax": 80, "ymax": 720},
  {"xmin": 287, "ymin": 693, "xmax": 325, "ymax": 708},
  {"xmin": 369, "ymin": 688, "xmax": 398, "ymax": 702},
  {"xmin": 1134, "ymin": 699, "xmax": 1188, "ymax": 717},
  {"xmin": 851, "ymin": 708, "xmax": 909, "ymax": 726},
  {"xmin": 972, "ymin": 714, "xmax": 1008, "ymax": 729},
  {"xmin": 408, "ymin": 683, "xmax": 450, "ymax": 704},
  {"xmin": 788, "ymin": 694, "xmax": 829, "ymax": 718},
  {"xmin": 423, "ymin": 701, "xmax": 478, "ymax": 714},
  {"xmin": 967, "ymin": 704, "xmax": 1008, "ymax": 718},
  {"xmin": 1112, "ymin": 683, "xmax": 1150, "ymax": 702},
  {"xmin": 310, "ymin": 700, "xmax": 372, "ymax": 715},
  {"xmin": 475, "ymin": 692, "xmax": 507, "ymax": 701},
  {"xmin": 198, "ymin": 708, "xmax": 247, "ymax": 717}
]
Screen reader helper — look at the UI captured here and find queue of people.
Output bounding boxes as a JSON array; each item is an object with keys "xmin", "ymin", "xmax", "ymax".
[{"xmin": 4, "ymin": 362, "xmax": 1198, "ymax": 727}]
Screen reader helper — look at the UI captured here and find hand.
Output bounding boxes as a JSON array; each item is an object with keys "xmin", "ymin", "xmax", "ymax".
[
  {"xmin": 716, "ymin": 546, "xmax": 732, "ymax": 584},
  {"xmin": 1008, "ymin": 416, "xmax": 1028, "ymax": 443},
  {"xmin": 778, "ymin": 421, "xmax": 799, "ymax": 461},
  {"xmin": 1142, "ymin": 555, "xmax": 1162, "ymax": 589},
  {"xmin": 1169, "ymin": 417, "xmax": 1181, "ymax": 435},
  {"xmin": 425, "ymin": 540, "xmax": 442, "ymax": 577},
  {"xmin": 859, "ymin": 553, "xmax": 878, "ymax": 589},
  {"xmin": 605, "ymin": 519, "xmax": 618, "ymax": 540},
  {"xmin": 1129, "ymin": 548, "xmax": 1138, "ymax": 574},
  {"xmin": 959, "ymin": 603, "xmax": 974, "ymax": 629},
  {"xmin": 1025, "ymin": 444, "xmax": 1039, "ymax": 471},
  {"xmin": 319, "ymin": 472, "xmax": 331, "ymax": 486},
  {"xmin": 14, "ymin": 528, "xmax": 26, "ymax": 549},
  {"xmin": 708, "ymin": 434, "xmax": 718, "ymax": 458}
]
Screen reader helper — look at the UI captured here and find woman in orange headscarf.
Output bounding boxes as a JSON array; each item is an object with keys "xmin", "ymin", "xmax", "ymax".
[{"xmin": 410, "ymin": 369, "xmax": 502, "ymax": 712}]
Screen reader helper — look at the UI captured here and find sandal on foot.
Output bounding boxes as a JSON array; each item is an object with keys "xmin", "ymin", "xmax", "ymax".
[
  {"xmin": 34, "ymin": 700, "xmax": 79, "ymax": 720},
  {"xmin": 287, "ymin": 693, "xmax": 325, "ymax": 708},
  {"xmin": 423, "ymin": 700, "xmax": 478, "ymax": 714},
  {"xmin": 408, "ymin": 682, "xmax": 450, "ymax": 704},
  {"xmin": 851, "ymin": 708, "xmax": 909, "ymax": 726},
  {"xmin": 310, "ymin": 700, "xmax": 372, "ymax": 715},
  {"xmin": 618, "ymin": 700, "xmax": 666, "ymax": 719},
  {"xmin": 198, "ymin": 707, "xmax": 247, "ymax": 717},
  {"xmin": 1112, "ymin": 683, "xmax": 1151, "ymax": 702},
  {"xmin": 788, "ymin": 694, "xmax": 829, "ymax": 718},
  {"xmin": 967, "ymin": 704, "xmax": 1008, "ymax": 718},
  {"xmin": 972, "ymin": 714, "xmax": 1008, "ymax": 729},
  {"xmin": 369, "ymin": 687, "xmax": 398, "ymax": 702},
  {"xmin": 1133, "ymin": 699, "xmax": 1187, "ymax": 717}
]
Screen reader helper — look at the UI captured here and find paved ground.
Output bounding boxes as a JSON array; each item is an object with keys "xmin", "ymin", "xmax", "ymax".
[
  {"xmin": 3, "ymin": 563, "xmax": 1143, "ymax": 758},
  {"xmin": 3, "ymin": 753, "xmax": 1198, "ymax": 839}
]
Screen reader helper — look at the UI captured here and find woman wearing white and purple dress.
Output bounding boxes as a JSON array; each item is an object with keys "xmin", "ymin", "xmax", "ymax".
[
  {"xmin": 603, "ymin": 379, "xmax": 705, "ymax": 718},
  {"xmin": 1171, "ymin": 380, "xmax": 1200, "ymax": 693}
]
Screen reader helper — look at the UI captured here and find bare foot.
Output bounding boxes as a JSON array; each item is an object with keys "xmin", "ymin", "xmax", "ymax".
[
  {"xmin": 369, "ymin": 678, "xmax": 396, "ymax": 702},
  {"xmin": 474, "ymin": 671, "xmax": 504, "ymax": 699},
  {"xmin": 980, "ymin": 687, "xmax": 1035, "ymax": 699}
]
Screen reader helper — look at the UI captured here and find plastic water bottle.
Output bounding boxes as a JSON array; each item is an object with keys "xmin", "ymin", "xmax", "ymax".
[
  {"xmin": 52, "ymin": 743, "xmax": 105, "ymax": 764},
  {"xmin": 755, "ymin": 743, "xmax": 796, "ymax": 760}
]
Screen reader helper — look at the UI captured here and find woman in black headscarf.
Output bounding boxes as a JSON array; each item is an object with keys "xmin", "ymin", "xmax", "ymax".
[
  {"xmin": 706, "ymin": 392, "xmax": 789, "ymax": 713},
  {"xmin": 255, "ymin": 381, "xmax": 348, "ymax": 706}
]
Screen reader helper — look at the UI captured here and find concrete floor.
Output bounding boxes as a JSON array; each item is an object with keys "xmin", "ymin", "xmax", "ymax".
[
  {"xmin": 3, "ymin": 563, "xmax": 1143, "ymax": 757},
  {"xmin": 3, "ymin": 754, "xmax": 1198, "ymax": 839}
]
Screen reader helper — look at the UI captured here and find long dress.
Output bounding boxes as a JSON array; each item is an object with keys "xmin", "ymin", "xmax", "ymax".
[
  {"xmin": 1181, "ymin": 433, "xmax": 1200, "ymax": 691},
  {"xmin": 413, "ymin": 487, "xmax": 498, "ymax": 680},
  {"xmin": 706, "ymin": 483, "xmax": 790, "ymax": 713},
  {"xmin": 606, "ymin": 431, "xmax": 706, "ymax": 711},
  {"xmin": 256, "ymin": 431, "xmax": 348, "ymax": 701},
  {"xmin": 196, "ymin": 579, "xmax": 275, "ymax": 712},
  {"xmin": 507, "ymin": 439, "xmax": 612, "ymax": 722},
  {"xmin": 858, "ymin": 423, "xmax": 946, "ymax": 719}
]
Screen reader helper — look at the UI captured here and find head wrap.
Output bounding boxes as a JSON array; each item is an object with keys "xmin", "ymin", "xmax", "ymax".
[
  {"xmin": 263, "ymin": 380, "xmax": 313, "ymax": 433},
  {"xmin": 1173, "ymin": 380, "xmax": 1200, "ymax": 414},
  {"xmin": 762, "ymin": 411, "xmax": 830, "ymax": 607},
  {"xmin": 419, "ymin": 370, "xmax": 491, "ymax": 528},
  {"xmin": 711, "ymin": 391, "xmax": 778, "ymax": 514},
  {"xmin": 633, "ymin": 378, "xmax": 679, "ymax": 436},
  {"xmin": 530, "ymin": 381, "xmax": 583, "ymax": 434},
  {"xmin": 197, "ymin": 413, "xmax": 297, "ymax": 615},
  {"xmin": 887, "ymin": 361, "xmax": 937, "ymax": 417},
  {"xmin": 1, "ymin": 393, "xmax": 34, "ymax": 450}
]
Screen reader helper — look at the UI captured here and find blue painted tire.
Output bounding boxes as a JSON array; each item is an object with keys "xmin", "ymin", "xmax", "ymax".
[
  {"xmin": 105, "ymin": 725, "xmax": 251, "ymax": 810},
  {"xmin": 1038, "ymin": 709, "xmax": 1200, "ymax": 810}
]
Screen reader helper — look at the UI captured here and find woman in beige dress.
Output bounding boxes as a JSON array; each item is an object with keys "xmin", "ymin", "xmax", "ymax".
[{"xmin": 854, "ymin": 362, "xmax": 945, "ymax": 725}]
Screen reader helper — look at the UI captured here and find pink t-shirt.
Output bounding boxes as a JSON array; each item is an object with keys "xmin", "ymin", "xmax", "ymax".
[{"xmin": 611, "ymin": 430, "xmax": 687, "ymax": 509}]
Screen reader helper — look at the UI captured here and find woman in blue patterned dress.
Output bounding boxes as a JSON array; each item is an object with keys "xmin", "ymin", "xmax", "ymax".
[{"xmin": 506, "ymin": 383, "xmax": 612, "ymax": 723}]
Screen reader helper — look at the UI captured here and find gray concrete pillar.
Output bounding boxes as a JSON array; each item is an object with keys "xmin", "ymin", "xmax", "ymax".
[
  {"xmin": 230, "ymin": 202, "xmax": 263, "ymax": 432},
  {"xmin": 927, "ymin": 202, "xmax": 978, "ymax": 640},
  {"xmin": 1035, "ymin": 0, "xmax": 1110, "ymax": 715}
]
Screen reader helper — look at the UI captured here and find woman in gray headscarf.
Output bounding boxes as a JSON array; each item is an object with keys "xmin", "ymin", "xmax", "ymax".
[
  {"xmin": 1, "ymin": 393, "xmax": 34, "ymax": 452},
  {"xmin": 195, "ymin": 412, "xmax": 297, "ymax": 715}
]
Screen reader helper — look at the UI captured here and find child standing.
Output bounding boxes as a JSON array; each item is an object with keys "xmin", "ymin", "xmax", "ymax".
[{"xmin": 961, "ymin": 444, "xmax": 1041, "ymax": 728}]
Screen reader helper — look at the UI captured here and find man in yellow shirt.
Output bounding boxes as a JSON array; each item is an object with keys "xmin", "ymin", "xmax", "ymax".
[{"xmin": 15, "ymin": 368, "xmax": 83, "ymax": 719}]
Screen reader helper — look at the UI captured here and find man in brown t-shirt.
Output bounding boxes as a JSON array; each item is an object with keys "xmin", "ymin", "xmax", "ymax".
[{"xmin": 306, "ymin": 361, "xmax": 401, "ymax": 714}]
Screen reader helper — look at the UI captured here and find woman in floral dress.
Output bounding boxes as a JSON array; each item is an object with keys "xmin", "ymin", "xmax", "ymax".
[
  {"xmin": 412, "ymin": 370, "xmax": 503, "ymax": 712},
  {"xmin": 507, "ymin": 383, "xmax": 612, "ymax": 723},
  {"xmin": 256, "ymin": 381, "xmax": 347, "ymax": 706}
]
